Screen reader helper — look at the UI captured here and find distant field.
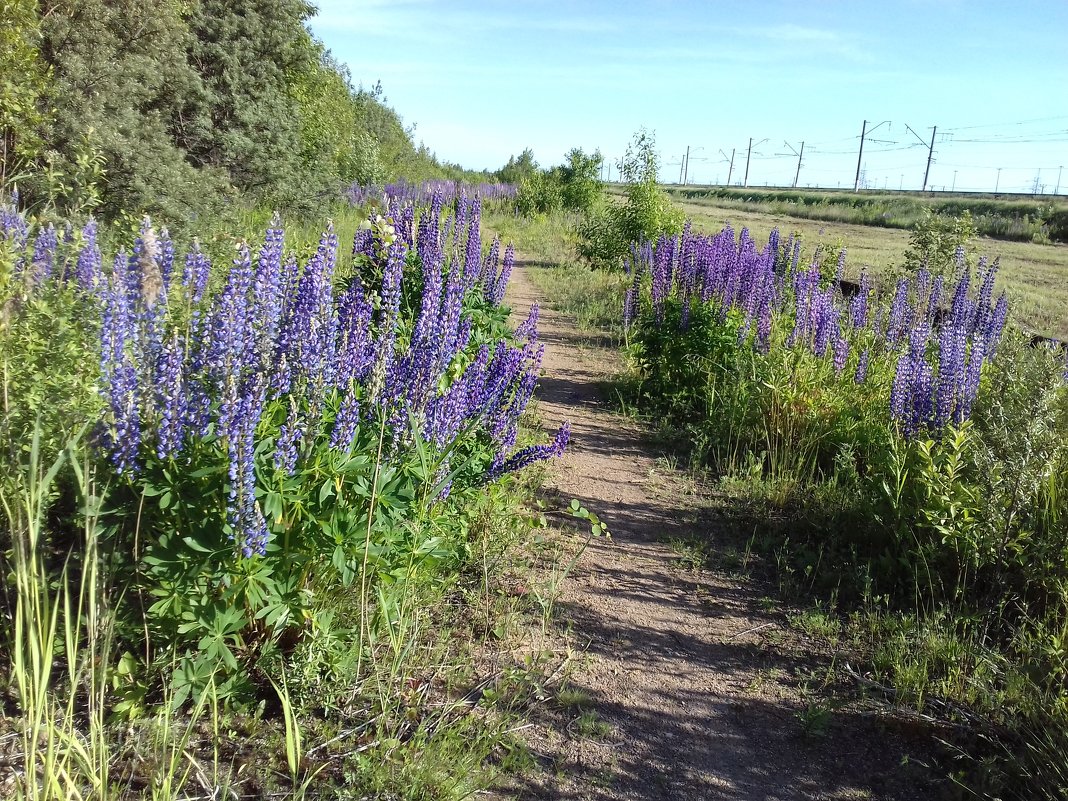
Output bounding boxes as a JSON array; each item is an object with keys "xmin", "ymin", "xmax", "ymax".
[
  {"xmin": 663, "ymin": 185, "xmax": 1068, "ymax": 244},
  {"xmin": 676, "ymin": 196, "xmax": 1068, "ymax": 340}
]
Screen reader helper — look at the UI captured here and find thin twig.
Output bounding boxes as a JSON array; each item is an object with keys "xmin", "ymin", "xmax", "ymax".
[{"xmin": 725, "ymin": 621, "xmax": 776, "ymax": 641}]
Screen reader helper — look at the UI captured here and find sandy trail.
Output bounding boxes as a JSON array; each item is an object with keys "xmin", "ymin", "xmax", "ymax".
[{"xmin": 496, "ymin": 259, "xmax": 935, "ymax": 801}]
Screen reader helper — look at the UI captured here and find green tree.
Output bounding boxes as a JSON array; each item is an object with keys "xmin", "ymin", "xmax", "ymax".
[
  {"xmin": 0, "ymin": 0, "xmax": 49, "ymax": 190},
  {"xmin": 496, "ymin": 148, "xmax": 538, "ymax": 186},
  {"xmin": 557, "ymin": 147, "xmax": 602, "ymax": 213},
  {"xmin": 289, "ymin": 49, "xmax": 385, "ymax": 209},
  {"xmin": 175, "ymin": 0, "xmax": 318, "ymax": 205},
  {"xmin": 36, "ymin": 0, "xmax": 219, "ymax": 220}
]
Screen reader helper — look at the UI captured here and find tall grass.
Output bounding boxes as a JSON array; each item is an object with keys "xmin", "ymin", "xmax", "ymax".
[{"xmin": 2, "ymin": 425, "xmax": 108, "ymax": 800}]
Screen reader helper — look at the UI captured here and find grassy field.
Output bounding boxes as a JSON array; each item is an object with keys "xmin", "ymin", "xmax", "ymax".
[
  {"xmin": 675, "ymin": 196, "xmax": 1068, "ymax": 340},
  {"xmin": 663, "ymin": 186, "xmax": 1068, "ymax": 243}
]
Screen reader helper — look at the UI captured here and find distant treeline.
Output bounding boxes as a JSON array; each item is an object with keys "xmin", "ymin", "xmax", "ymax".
[
  {"xmin": 0, "ymin": 0, "xmax": 486, "ymax": 227},
  {"xmin": 666, "ymin": 186, "xmax": 1068, "ymax": 244}
]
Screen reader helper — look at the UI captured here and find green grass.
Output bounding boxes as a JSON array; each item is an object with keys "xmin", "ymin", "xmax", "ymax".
[{"xmin": 484, "ymin": 211, "xmax": 629, "ymax": 334}]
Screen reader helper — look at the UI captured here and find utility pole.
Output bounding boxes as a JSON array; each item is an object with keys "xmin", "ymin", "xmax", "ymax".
[
  {"xmin": 899, "ymin": 174, "xmax": 903, "ymax": 191},
  {"xmin": 922, "ymin": 126, "xmax": 937, "ymax": 192},
  {"xmin": 683, "ymin": 145, "xmax": 691, "ymax": 185},
  {"xmin": 679, "ymin": 156, "xmax": 685, "ymax": 184},
  {"xmin": 780, "ymin": 140, "xmax": 804, "ymax": 188},
  {"xmin": 1055, "ymin": 165, "xmax": 1063, "ymax": 195},
  {"xmin": 853, "ymin": 120, "xmax": 867, "ymax": 192},
  {"xmin": 952, "ymin": 171, "xmax": 957, "ymax": 192},
  {"xmin": 995, "ymin": 167, "xmax": 1002, "ymax": 193},
  {"xmin": 726, "ymin": 148, "xmax": 735, "ymax": 186},
  {"xmin": 744, "ymin": 138, "xmax": 753, "ymax": 187}
]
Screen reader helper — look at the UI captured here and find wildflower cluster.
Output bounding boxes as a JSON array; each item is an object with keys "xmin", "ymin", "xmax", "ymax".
[
  {"xmin": 2, "ymin": 192, "xmax": 566, "ymax": 558},
  {"xmin": 625, "ymin": 225, "xmax": 1009, "ymax": 438},
  {"xmin": 346, "ymin": 179, "xmax": 517, "ymax": 209}
]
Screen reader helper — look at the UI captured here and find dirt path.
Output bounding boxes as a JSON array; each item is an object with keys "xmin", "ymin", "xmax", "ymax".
[{"xmin": 497, "ymin": 260, "xmax": 938, "ymax": 801}]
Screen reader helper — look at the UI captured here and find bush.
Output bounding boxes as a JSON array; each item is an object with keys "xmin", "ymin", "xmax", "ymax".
[{"xmin": 578, "ymin": 130, "xmax": 683, "ymax": 268}]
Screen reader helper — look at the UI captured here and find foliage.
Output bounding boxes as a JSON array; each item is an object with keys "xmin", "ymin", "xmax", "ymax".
[
  {"xmin": 0, "ymin": 0, "xmax": 50, "ymax": 189},
  {"xmin": 31, "ymin": 0, "xmax": 215, "ymax": 221},
  {"xmin": 556, "ymin": 148, "xmax": 603, "ymax": 214},
  {"xmin": 902, "ymin": 207, "xmax": 977, "ymax": 277},
  {"xmin": 578, "ymin": 129, "xmax": 683, "ymax": 268},
  {"xmin": 516, "ymin": 170, "xmax": 564, "ymax": 216},
  {"xmin": 514, "ymin": 148, "xmax": 602, "ymax": 218},
  {"xmin": 176, "ymin": 0, "xmax": 323, "ymax": 209},
  {"xmin": 495, "ymin": 148, "xmax": 538, "ymax": 186},
  {"xmin": 1, "ymin": 2, "xmax": 481, "ymax": 227}
]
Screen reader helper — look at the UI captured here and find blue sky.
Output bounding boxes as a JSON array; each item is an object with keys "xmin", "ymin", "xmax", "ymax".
[{"xmin": 310, "ymin": 1, "xmax": 1068, "ymax": 193}]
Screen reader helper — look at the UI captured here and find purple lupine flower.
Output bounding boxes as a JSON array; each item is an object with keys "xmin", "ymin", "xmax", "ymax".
[
  {"xmin": 890, "ymin": 352, "xmax": 913, "ymax": 430},
  {"xmin": 227, "ymin": 376, "xmax": 268, "ymax": 557},
  {"xmin": 370, "ymin": 240, "xmax": 405, "ymax": 405},
  {"xmin": 208, "ymin": 245, "xmax": 255, "ymax": 433},
  {"xmin": 182, "ymin": 241, "xmax": 212, "ymax": 304},
  {"xmin": 155, "ymin": 334, "xmax": 188, "ymax": 459},
  {"xmin": 335, "ymin": 283, "xmax": 375, "ymax": 389},
  {"xmin": 249, "ymin": 220, "xmax": 286, "ymax": 369},
  {"xmin": 651, "ymin": 235, "xmax": 675, "ymax": 322},
  {"xmin": 756, "ymin": 294, "xmax": 773, "ymax": 352},
  {"xmin": 489, "ymin": 244, "xmax": 515, "ymax": 306},
  {"xmin": 456, "ymin": 316, "xmax": 473, "ymax": 353},
  {"xmin": 486, "ymin": 422, "xmax": 570, "ymax": 481},
  {"xmin": 160, "ymin": 229, "xmax": 175, "ymax": 288},
  {"xmin": 330, "ymin": 393, "xmax": 362, "ymax": 452},
  {"xmin": 984, "ymin": 294, "xmax": 1008, "ymax": 355},
  {"xmin": 516, "ymin": 302, "xmax": 539, "ymax": 341},
  {"xmin": 854, "ymin": 349, "xmax": 870, "ymax": 384},
  {"xmin": 886, "ymin": 279, "xmax": 910, "ymax": 348},
  {"xmin": 281, "ymin": 226, "xmax": 338, "ymax": 407},
  {"xmin": 481, "ymin": 235, "xmax": 500, "ymax": 296},
  {"xmin": 29, "ymin": 224, "xmax": 58, "ymax": 287},
  {"xmin": 274, "ymin": 406, "xmax": 304, "ymax": 474},
  {"xmin": 909, "ymin": 358, "xmax": 935, "ymax": 435},
  {"xmin": 75, "ymin": 218, "xmax": 102, "ymax": 293},
  {"xmin": 849, "ymin": 271, "xmax": 871, "ymax": 329},
  {"xmin": 0, "ymin": 194, "xmax": 29, "ymax": 249},
  {"xmin": 812, "ymin": 292, "xmax": 839, "ymax": 357},
  {"xmin": 100, "ymin": 268, "xmax": 141, "ymax": 473},
  {"xmin": 934, "ymin": 322, "xmax": 967, "ymax": 428},
  {"xmin": 832, "ymin": 335, "xmax": 850, "ymax": 374},
  {"xmin": 948, "ymin": 268, "xmax": 973, "ymax": 333}
]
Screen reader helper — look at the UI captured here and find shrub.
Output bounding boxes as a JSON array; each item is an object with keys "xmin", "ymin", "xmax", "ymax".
[{"xmin": 578, "ymin": 130, "xmax": 683, "ymax": 268}]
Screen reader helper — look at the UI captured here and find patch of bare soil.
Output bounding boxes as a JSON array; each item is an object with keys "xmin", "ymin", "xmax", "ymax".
[{"xmin": 493, "ymin": 260, "xmax": 942, "ymax": 800}]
